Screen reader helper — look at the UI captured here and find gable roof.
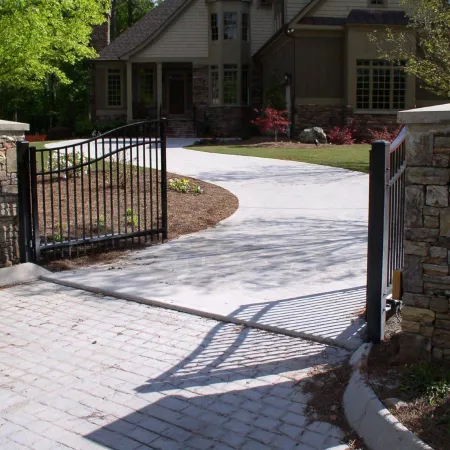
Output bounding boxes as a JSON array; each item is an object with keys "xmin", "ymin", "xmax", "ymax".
[
  {"xmin": 288, "ymin": 0, "xmax": 326, "ymax": 28},
  {"xmin": 99, "ymin": 0, "xmax": 189, "ymax": 60}
]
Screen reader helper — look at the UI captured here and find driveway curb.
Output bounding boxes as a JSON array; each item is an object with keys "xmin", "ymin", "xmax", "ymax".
[
  {"xmin": 40, "ymin": 274, "xmax": 360, "ymax": 350},
  {"xmin": 0, "ymin": 263, "xmax": 50, "ymax": 287},
  {"xmin": 343, "ymin": 343, "xmax": 433, "ymax": 450}
]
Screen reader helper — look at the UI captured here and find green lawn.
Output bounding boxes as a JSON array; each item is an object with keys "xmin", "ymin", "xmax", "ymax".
[
  {"xmin": 32, "ymin": 141, "xmax": 61, "ymax": 150},
  {"xmin": 187, "ymin": 144, "xmax": 371, "ymax": 173}
]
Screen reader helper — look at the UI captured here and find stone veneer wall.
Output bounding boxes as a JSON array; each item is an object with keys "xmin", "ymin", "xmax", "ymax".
[
  {"xmin": 0, "ymin": 133, "xmax": 24, "ymax": 266},
  {"xmin": 294, "ymin": 104, "xmax": 399, "ymax": 141},
  {"xmin": 192, "ymin": 64, "xmax": 252, "ymax": 137},
  {"xmin": 401, "ymin": 130, "xmax": 450, "ymax": 359}
]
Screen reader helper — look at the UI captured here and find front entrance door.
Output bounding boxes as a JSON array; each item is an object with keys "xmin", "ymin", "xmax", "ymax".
[{"xmin": 169, "ymin": 78, "xmax": 185, "ymax": 114}]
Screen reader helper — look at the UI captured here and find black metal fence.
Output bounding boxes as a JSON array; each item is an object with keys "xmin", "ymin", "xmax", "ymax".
[
  {"xmin": 17, "ymin": 120, "xmax": 167, "ymax": 263},
  {"xmin": 366, "ymin": 127, "xmax": 407, "ymax": 343}
]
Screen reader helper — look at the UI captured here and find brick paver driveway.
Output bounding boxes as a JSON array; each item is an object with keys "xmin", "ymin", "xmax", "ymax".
[{"xmin": 0, "ymin": 281, "xmax": 349, "ymax": 450}]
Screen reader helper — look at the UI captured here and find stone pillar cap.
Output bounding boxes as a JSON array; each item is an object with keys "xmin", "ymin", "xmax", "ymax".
[
  {"xmin": 0, "ymin": 119, "xmax": 30, "ymax": 132},
  {"xmin": 398, "ymin": 103, "xmax": 450, "ymax": 125}
]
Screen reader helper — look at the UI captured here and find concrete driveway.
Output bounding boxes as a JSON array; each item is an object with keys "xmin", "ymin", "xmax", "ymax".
[{"xmin": 46, "ymin": 139, "xmax": 369, "ymax": 349}]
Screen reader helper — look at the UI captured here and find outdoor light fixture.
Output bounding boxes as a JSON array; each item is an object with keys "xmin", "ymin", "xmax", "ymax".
[{"xmin": 284, "ymin": 72, "xmax": 292, "ymax": 85}]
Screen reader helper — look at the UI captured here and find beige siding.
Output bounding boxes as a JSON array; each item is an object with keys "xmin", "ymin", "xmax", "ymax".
[
  {"xmin": 313, "ymin": 0, "xmax": 403, "ymax": 18},
  {"xmin": 295, "ymin": 34, "xmax": 345, "ymax": 99},
  {"xmin": 285, "ymin": 0, "xmax": 310, "ymax": 22},
  {"xmin": 137, "ymin": 0, "xmax": 208, "ymax": 59},
  {"xmin": 251, "ymin": 5, "xmax": 273, "ymax": 55}
]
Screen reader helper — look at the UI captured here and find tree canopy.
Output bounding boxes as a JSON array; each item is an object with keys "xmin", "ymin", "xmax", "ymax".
[
  {"xmin": 372, "ymin": 0, "xmax": 450, "ymax": 98},
  {"xmin": 111, "ymin": 0, "xmax": 160, "ymax": 39},
  {"xmin": 0, "ymin": 0, "xmax": 110, "ymax": 90}
]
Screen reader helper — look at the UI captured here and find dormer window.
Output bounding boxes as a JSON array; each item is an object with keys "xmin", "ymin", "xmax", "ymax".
[
  {"xmin": 211, "ymin": 13, "xmax": 218, "ymax": 41},
  {"xmin": 224, "ymin": 13, "xmax": 237, "ymax": 40}
]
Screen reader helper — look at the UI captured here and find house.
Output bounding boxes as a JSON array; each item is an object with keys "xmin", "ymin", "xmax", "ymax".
[{"xmin": 91, "ymin": 0, "xmax": 445, "ymax": 138}]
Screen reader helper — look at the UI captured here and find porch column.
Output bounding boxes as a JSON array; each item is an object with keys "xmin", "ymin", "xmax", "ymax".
[
  {"xmin": 126, "ymin": 61, "xmax": 133, "ymax": 122},
  {"xmin": 157, "ymin": 62, "xmax": 163, "ymax": 118}
]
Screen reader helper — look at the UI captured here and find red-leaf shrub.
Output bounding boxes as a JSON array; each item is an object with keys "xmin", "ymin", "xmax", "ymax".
[
  {"xmin": 251, "ymin": 108, "xmax": 291, "ymax": 141},
  {"xmin": 368, "ymin": 125, "xmax": 403, "ymax": 143},
  {"xmin": 328, "ymin": 124, "xmax": 355, "ymax": 145}
]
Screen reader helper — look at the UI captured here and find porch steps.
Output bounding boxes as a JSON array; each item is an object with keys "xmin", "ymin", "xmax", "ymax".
[{"xmin": 166, "ymin": 118, "xmax": 196, "ymax": 138}]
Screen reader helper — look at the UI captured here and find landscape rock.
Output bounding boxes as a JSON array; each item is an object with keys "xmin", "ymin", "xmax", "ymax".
[
  {"xmin": 384, "ymin": 398, "xmax": 408, "ymax": 410},
  {"xmin": 299, "ymin": 127, "xmax": 327, "ymax": 144}
]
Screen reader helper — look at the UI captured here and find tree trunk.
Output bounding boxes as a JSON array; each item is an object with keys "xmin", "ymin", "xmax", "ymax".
[
  {"xmin": 111, "ymin": 0, "xmax": 117, "ymax": 40},
  {"xmin": 274, "ymin": 129, "xmax": 278, "ymax": 142},
  {"xmin": 128, "ymin": 0, "xmax": 133, "ymax": 28}
]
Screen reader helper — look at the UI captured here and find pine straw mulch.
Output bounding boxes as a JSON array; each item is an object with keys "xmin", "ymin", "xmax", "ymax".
[
  {"xmin": 300, "ymin": 361, "xmax": 367, "ymax": 449},
  {"xmin": 41, "ymin": 168, "xmax": 238, "ymax": 271},
  {"xmin": 366, "ymin": 316, "xmax": 450, "ymax": 450}
]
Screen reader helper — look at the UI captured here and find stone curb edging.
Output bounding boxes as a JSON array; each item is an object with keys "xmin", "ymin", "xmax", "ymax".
[
  {"xmin": 40, "ymin": 274, "xmax": 360, "ymax": 351},
  {"xmin": 0, "ymin": 263, "xmax": 50, "ymax": 287},
  {"xmin": 343, "ymin": 343, "xmax": 433, "ymax": 450}
]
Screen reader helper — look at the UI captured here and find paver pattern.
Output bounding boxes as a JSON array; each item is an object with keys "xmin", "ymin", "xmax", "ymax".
[
  {"xmin": 0, "ymin": 281, "xmax": 349, "ymax": 449},
  {"xmin": 47, "ymin": 139, "xmax": 368, "ymax": 349}
]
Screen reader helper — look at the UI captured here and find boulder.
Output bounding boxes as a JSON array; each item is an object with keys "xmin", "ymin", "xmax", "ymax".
[{"xmin": 299, "ymin": 127, "xmax": 327, "ymax": 144}]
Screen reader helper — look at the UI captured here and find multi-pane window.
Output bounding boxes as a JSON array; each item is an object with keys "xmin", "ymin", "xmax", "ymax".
[
  {"xmin": 139, "ymin": 69, "xmax": 154, "ymax": 104},
  {"xmin": 211, "ymin": 65, "xmax": 219, "ymax": 105},
  {"xmin": 107, "ymin": 69, "xmax": 122, "ymax": 106},
  {"xmin": 242, "ymin": 13, "xmax": 249, "ymax": 41},
  {"xmin": 369, "ymin": 0, "xmax": 386, "ymax": 5},
  {"xmin": 224, "ymin": 12, "xmax": 237, "ymax": 40},
  {"xmin": 223, "ymin": 65, "xmax": 238, "ymax": 104},
  {"xmin": 211, "ymin": 13, "xmax": 218, "ymax": 41},
  {"xmin": 241, "ymin": 66, "xmax": 249, "ymax": 104},
  {"xmin": 356, "ymin": 60, "xmax": 406, "ymax": 110}
]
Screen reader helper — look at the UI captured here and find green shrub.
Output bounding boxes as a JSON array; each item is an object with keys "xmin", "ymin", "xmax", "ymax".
[
  {"xmin": 168, "ymin": 178, "xmax": 203, "ymax": 195},
  {"xmin": 402, "ymin": 362, "xmax": 450, "ymax": 405},
  {"xmin": 125, "ymin": 209, "xmax": 138, "ymax": 227}
]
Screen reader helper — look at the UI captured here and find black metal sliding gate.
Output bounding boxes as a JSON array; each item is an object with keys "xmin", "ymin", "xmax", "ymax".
[
  {"xmin": 366, "ymin": 127, "xmax": 407, "ymax": 343},
  {"xmin": 17, "ymin": 120, "xmax": 167, "ymax": 263}
]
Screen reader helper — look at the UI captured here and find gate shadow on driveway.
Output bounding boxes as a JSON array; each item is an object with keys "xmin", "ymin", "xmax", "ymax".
[{"xmin": 85, "ymin": 315, "xmax": 349, "ymax": 449}]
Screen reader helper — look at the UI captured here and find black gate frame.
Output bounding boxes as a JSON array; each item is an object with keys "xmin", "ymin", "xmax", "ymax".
[
  {"xmin": 366, "ymin": 127, "xmax": 407, "ymax": 343},
  {"xmin": 17, "ymin": 119, "xmax": 167, "ymax": 263}
]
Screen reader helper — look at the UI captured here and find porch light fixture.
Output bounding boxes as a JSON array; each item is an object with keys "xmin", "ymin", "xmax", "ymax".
[{"xmin": 284, "ymin": 72, "xmax": 292, "ymax": 85}]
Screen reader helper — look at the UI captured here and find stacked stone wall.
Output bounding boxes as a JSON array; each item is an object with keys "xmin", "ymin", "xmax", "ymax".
[
  {"xmin": 0, "ymin": 135, "xmax": 20, "ymax": 266},
  {"xmin": 402, "ymin": 132, "xmax": 450, "ymax": 359}
]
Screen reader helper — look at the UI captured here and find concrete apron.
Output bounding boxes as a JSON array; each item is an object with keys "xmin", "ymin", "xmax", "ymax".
[{"xmin": 44, "ymin": 139, "xmax": 369, "ymax": 350}]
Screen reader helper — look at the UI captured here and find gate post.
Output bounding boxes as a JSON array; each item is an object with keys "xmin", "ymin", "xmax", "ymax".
[
  {"xmin": 160, "ymin": 118, "xmax": 168, "ymax": 240},
  {"xmin": 366, "ymin": 140, "xmax": 390, "ymax": 343},
  {"xmin": 16, "ymin": 141, "xmax": 33, "ymax": 263}
]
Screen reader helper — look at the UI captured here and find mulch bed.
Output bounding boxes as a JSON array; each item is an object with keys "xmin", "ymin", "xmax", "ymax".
[
  {"xmin": 366, "ymin": 316, "xmax": 450, "ymax": 450},
  {"xmin": 301, "ymin": 362, "xmax": 367, "ymax": 449},
  {"xmin": 202, "ymin": 137, "xmax": 329, "ymax": 149},
  {"xmin": 39, "ymin": 167, "xmax": 238, "ymax": 270}
]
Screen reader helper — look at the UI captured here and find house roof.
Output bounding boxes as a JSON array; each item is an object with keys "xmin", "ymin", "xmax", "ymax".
[
  {"xmin": 98, "ymin": 0, "xmax": 189, "ymax": 60},
  {"xmin": 297, "ymin": 9, "xmax": 409, "ymax": 26}
]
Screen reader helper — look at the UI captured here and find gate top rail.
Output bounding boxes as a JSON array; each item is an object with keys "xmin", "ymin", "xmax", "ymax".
[
  {"xmin": 35, "ymin": 119, "xmax": 161, "ymax": 153},
  {"xmin": 389, "ymin": 126, "xmax": 406, "ymax": 153}
]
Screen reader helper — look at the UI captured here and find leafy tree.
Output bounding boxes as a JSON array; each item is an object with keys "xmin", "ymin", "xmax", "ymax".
[
  {"xmin": 0, "ymin": 0, "xmax": 110, "ymax": 90},
  {"xmin": 371, "ymin": 0, "xmax": 450, "ymax": 98},
  {"xmin": 251, "ymin": 108, "xmax": 291, "ymax": 142},
  {"xmin": 111, "ymin": 0, "xmax": 159, "ymax": 39}
]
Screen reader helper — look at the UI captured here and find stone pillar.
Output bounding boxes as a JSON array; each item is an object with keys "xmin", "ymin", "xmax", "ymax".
[
  {"xmin": 0, "ymin": 120, "xmax": 29, "ymax": 266},
  {"xmin": 398, "ymin": 104, "xmax": 450, "ymax": 359}
]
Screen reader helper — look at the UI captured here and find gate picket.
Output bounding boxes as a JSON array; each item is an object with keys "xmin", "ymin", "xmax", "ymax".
[{"xmin": 17, "ymin": 120, "xmax": 167, "ymax": 262}]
